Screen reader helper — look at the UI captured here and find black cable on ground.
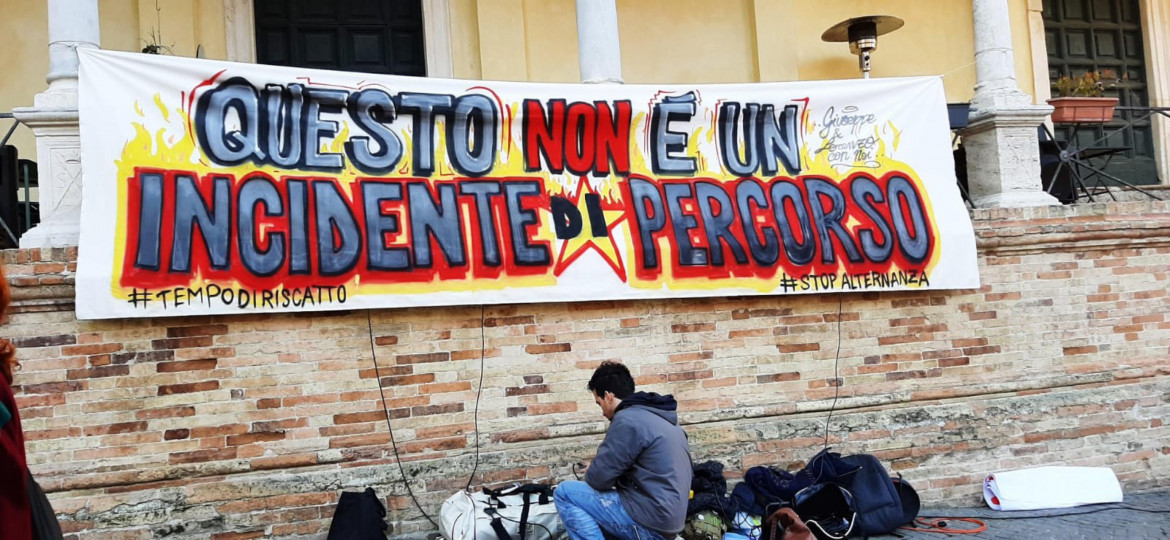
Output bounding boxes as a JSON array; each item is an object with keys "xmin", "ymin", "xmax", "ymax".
[
  {"xmin": 823, "ymin": 295, "xmax": 844, "ymax": 450},
  {"xmin": 466, "ymin": 304, "xmax": 487, "ymax": 491},
  {"xmin": 367, "ymin": 309, "xmax": 440, "ymax": 530}
]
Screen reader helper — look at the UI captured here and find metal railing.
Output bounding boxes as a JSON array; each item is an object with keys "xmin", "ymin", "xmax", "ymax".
[
  {"xmin": 1042, "ymin": 106, "xmax": 1168, "ymax": 204},
  {"xmin": 0, "ymin": 112, "xmax": 39, "ymax": 248}
]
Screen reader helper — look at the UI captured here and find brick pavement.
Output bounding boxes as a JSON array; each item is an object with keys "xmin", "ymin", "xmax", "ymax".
[{"xmin": 892, "ymin": 490, "xmax": 1170, "ymax": 539}]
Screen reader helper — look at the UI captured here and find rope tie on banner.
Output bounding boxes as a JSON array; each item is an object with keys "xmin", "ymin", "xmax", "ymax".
[
  {"xmin": 940, "ymin": 60, "xmax": 978, "ymax": 79},
  {"xmin": 975, "ymin": 46, "xmax": 1016, "ymax": 56},
  {"xmin": 48, "ymin": 40, "xmax": 96, "ymax": 49}
]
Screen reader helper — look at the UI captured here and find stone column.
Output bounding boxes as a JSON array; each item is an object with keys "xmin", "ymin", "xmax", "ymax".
[
  {"xmin": 959, "ymin": 0, "xmax": 1058, "ymax": 207},
  {"xmin": 576, "ymin": 0, "xmax": 623, "ymax": 83},
  {"xmin": 13, "ymin": 0, "xmax": 101, "ymax": 248}
]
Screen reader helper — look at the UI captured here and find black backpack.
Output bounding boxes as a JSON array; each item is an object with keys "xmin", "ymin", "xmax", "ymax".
[
  {"xmin": 835, "ymin": 454, "xmax": 918, "ymax": 537},
  {"xmin": 326, "ymin": 487, "xmax": 389, "ymax": 540},
  {"xmin": 736, "ymin": 450, "xmax": 919, "ymax": 539},
  {"xmin": 792, "ymin": 482, "xmax": 856, "ymax": 540}
]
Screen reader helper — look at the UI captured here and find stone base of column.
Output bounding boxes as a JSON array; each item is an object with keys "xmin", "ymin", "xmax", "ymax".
[
  {"xmin": 960, "ymin": 104, "xmax": 1060, "ymax": 208},
  {"xmin": 968, "ymin": 190, "xmax": 1063, "ymax": 208},
  {"xmin": 13, "ymin": 101, "xmax": 83, "ymax": 248},
  {"xmin": 18, "ymin": 215, "xmax": 81, "ymax": 249},
  {"xmin": 581, "ymin": 76, "xmax": 624, "ymax": 85}
]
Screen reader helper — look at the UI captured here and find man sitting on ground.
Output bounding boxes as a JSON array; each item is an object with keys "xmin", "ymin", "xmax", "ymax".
[{"xmin": 554, "ymin": 361, "xmax": 692, "ymax": 540}]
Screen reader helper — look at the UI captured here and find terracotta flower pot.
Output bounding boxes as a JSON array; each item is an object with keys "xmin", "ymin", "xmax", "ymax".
[{"xmin": 1046, "ymin": 97, "xmax": 1119, "ymax": 124}]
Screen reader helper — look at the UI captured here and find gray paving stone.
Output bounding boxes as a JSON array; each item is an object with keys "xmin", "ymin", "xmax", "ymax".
[{"xmin": 886, "ymin": 490, "xmax": 1170, "ymax": 539}]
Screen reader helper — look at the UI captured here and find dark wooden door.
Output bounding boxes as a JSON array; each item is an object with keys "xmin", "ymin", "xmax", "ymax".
[
  {"xmin": 1043, "ymin": 0, "xmax": 1158, "ymax": 185},
  {"xmin": 254, "ymin": 0, "xmax": 426, "ymax": 76}
]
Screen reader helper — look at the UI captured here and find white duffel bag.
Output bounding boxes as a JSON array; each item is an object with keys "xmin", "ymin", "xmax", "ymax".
[{"xmin": 440, "ymin": 484, "xmax": 566, "ymax": 540}]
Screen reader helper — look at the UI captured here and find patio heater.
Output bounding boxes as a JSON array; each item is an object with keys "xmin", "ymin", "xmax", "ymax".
[{"xmin": 821, "ymin": 15, "xmax": 905, "ymax": 79}]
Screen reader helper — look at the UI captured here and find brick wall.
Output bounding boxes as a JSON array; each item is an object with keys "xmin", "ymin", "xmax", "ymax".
[{"xmin": 2, "ymin": 201, "xmax": 1168, "ymax": 539}]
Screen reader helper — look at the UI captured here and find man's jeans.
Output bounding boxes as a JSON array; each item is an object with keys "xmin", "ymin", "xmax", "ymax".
[{"xmin": 554, "ymin": 481, "xmax": 670, "ymax": 540}]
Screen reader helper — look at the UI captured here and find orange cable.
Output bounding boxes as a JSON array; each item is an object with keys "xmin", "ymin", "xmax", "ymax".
[{"xmin": 901, "ymin": 517, "xmax": 987, "ymax": 534}]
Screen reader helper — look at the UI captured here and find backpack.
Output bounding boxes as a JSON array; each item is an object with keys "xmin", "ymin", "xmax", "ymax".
[
  {"xmin": 326, "ymin": 487, "xmax": 389, "ymax": 540},
  {"xmin": 760, "ymin": 507, "xmax": 814, "ymax": 540},
  {"xmin": 440, "ymin": 483, "xmax": 564, "ymax": 540},
  {"xmin": 740, "ymin": 449, "xmax": 861, "ymax": 514},
  {"xmin": 835, "ymin": 454, "xmax": 918, "ymax": 537},
  {"xmin": 736, "ymin": 450, "xmax": 919, "ymax": 539},
  {"xmin": 682, "ymin": 511, "xmax": 726, "ymax": 540},
  {"xmin": 792, "ymin": 483, "xmax": 856, "ymax": 540}
]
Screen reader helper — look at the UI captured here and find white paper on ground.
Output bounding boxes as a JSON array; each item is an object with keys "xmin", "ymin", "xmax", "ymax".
[{"xmin": 983, "ymin": 466, "xmax": 1123, "ymax": 511}]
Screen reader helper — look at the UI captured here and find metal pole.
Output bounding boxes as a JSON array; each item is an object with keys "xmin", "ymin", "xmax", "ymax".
[
  {"xmin": 0, "ymin": 214, "xmax": 17, "ymax": 246},
  {"xmin": 21, "ymin": 161, "xmax": 32, "ymax": 234},
  {"xmin": 0, "ymin": 117, "xmax": 17, "ymax": 147}
]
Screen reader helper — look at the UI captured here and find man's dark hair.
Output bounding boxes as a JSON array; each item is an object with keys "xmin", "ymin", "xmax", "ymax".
[{"xmin": 587, "ymin": 361, "xmax": 635, "ymax": 399}]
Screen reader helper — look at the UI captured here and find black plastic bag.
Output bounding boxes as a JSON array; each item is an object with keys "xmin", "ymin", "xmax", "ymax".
[
  {"xmin": 792, "ymin": 483, "xmax": 855, "ymax": 540},
  {"xmin": 327, "ymin": 487, "xmax": 389, "ymax": 540},
  {"xmin": 26, "ymin": 470, "xmax": 63, "ymax": 540}
]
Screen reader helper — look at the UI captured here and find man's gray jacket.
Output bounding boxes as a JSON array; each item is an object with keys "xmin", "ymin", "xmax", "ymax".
[{"xmin": 584, "ymin": 392, "xmax": 692, "ymax": 535}]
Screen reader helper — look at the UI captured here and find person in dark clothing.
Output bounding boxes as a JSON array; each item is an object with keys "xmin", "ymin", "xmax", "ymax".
[
  {"xmin": 555, "ymin": 361, "xmax": 692, "ymax": 540},
  {"xmin": 0, "ymin": 266, "xmax": 33, "ymax": 540}
]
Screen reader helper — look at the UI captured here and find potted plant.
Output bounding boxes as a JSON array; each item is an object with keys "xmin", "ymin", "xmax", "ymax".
[{"xmin": 1047, "ymin": 70, "xmax": 1120, "ymax": 123}]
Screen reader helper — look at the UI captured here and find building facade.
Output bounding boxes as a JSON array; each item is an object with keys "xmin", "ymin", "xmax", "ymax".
[
  {"xmin": 2, "ymin": 1, "xmax": 1168, "ymax": 172},
  {"xmin": 0, "ymin": 1, "xmax": 1168, "ymax": 538}
]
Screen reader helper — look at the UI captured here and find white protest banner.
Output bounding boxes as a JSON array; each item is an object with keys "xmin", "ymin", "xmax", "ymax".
[{"xmin": 76, "ymin": 50, "xmax": 978, "ymax": 319}]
